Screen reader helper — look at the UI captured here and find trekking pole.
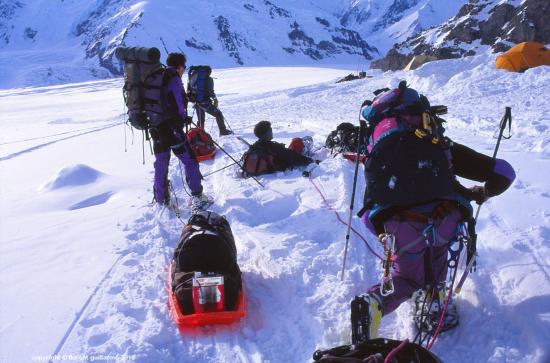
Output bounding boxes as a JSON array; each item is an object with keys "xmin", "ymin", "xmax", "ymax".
[
  {"xmin": 340, "ymin": 118, "xmax": 367, "ymax": 281},
  {"xmin": 141, "ymin": 130, "xmax": 146, "ymax": 165},
  {"xmin": 455, "ymin": 107, "xmax": 512, "ymax": 293},
  {"xmin": 203, "ymin": 160, "xmax": 239, "ymax": 178},
  {"xmin": 190, "ymin": 121, "xmax": 265, "ymax": 188}
]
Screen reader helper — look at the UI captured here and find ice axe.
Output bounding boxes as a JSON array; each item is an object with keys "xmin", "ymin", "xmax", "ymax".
[{"xmin": 455, "ymin": 106, "xmax": 512, "ymax": 294}]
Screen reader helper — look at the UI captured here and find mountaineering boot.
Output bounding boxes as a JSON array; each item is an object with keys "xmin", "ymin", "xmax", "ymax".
[
  {"xmin": 220, "ymin": 129, "xmax": 233, "ymax": 136},
  {"xmin": 413, "ymin": 287, "xmax": 459, "ymax": 335},
  {"xmin": 351, "ymin": 293, "xmax": 382, "ymax": 344},
  {"xmin": 190, "ymin": 193, "xmax": 214, "ymax": 213}
]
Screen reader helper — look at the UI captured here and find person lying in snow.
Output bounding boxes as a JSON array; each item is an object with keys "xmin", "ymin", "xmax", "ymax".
[{"xmin": 241, "ymin": 120, "xmax": 316, "ymax": 177}]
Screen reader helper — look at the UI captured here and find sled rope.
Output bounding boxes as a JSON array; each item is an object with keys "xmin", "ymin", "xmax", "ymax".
[
  {"xmin": 384, "ymin": 339, "xmax": 409, "ymax": 363},
  {"xmin": 308, "ymin": 177, "xmax": 384, "ymax": 261},
  {"xmin": 426, "ymin": 258, "xmax": 459, "ymax": 350}
]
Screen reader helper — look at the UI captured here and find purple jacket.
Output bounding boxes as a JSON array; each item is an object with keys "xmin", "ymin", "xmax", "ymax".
[{"xmin": 162, "ymin": 67, "xmax": 188, "ymax": 122}]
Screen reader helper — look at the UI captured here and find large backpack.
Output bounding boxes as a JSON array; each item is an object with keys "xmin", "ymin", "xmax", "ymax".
[
  {"xmin": 362, "ymin": 81, "xmax": 455, "ymax": 210},
  {"xmin": 171, "ymin": 211, "xmax": 241, "ymax": 314},
  {"xmin": 115, "ymin": 47, "xmax": 167, "ymax": 130},
  {"xmin": 241, "ymin": 144, "xmax": 280, "ymax": 177},
  {"xmin": 187, "ymin": 65, "xmax": 212, "ymax": 103},
  {"xmin": 325, "ymin": 122, "xmax": 366, "ymax": 155}
]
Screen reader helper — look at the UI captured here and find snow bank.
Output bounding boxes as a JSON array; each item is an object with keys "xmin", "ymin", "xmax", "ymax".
[{"xmin": 1, "ymin": 56, "xmax": 549, "ymax": 363}]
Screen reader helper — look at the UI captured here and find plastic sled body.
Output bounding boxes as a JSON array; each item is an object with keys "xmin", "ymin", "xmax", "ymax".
[
  {"xmin": 342, "ymin": 152, "xmax": 367, "ymax": 163},
  {"xmin": 168, "ymin": 270, "xmax": 246, "ymax": 328},
  {"xmin": 194, "ymin": 148, "xmax": 217, "ymax": 162},
  {"xmin": 186, "ymin": 128, "xmax": 217, "ymax": 162}
]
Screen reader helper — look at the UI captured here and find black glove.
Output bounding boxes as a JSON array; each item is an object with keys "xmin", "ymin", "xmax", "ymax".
[
  {"xmin": 468, "ymin": 186, "xmax": 489, "ymax": 205},
  {"xmin": 315, "ymin": 159, "xmax": 321, "ymax": 165},
  {"xmin": 184, "ymin": 115, "xmax": 193, "ymax": 126},
  {"xmin": 212, "ymin": 98, "xmax": 219, "ymax": 108}
]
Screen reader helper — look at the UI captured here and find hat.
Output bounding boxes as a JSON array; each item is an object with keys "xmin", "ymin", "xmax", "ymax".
[{"xmin": 254, "ymin": 120, "xmax": 273, "ymax": 141}]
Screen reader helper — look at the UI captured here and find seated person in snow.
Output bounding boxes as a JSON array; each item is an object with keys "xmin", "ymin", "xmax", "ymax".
[
  {"xmin": 242, "ymin": 120, "xmax": 315, "ymax": 176},
  {"xmin": 171, "ymin": 211, "xmax": 242, "ymax": 314}
]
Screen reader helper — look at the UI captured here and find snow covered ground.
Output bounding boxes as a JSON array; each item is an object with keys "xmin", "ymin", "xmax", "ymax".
[{"xmin": 1, "ymin": 56, "xmax": 549, "ymax": 363}]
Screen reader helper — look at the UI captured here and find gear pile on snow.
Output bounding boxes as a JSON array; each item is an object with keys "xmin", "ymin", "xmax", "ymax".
[{"xmin": 312, "ymin": 338, "xmax": 442, "ymax": 363}]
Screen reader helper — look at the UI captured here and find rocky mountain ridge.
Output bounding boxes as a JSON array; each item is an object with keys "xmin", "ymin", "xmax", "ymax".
[{"xmin": 371, "ymin": 0, "xmax": 550, "ymax": 71}]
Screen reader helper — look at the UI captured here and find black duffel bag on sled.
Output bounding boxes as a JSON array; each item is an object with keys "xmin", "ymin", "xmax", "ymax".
[{"xmin": 171, "ymin": 211, "xmax": 242, "ymax": 314}]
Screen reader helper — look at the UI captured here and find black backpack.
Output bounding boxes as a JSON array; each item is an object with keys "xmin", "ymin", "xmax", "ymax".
[
  {"xmin": 171, "ymin": 211, "xmax": 241, "ymax": 314},
  {"xmin": 361, "ymin": 83, "xmax": 455, "ymax": 209},
  {"xmin": 325, "ymin": 122, "xmax": 365, "ymax": 155},
  {"xmin": 313, "ymin": 338, "xmax": 442, "ymax": 363},
  {"xmin": 115, "ymin": 47, "xmax": 168, "ymax": 130},
  {"xmin": 187, "ymin": 65, "xmax": 212, "ymax": 103}
]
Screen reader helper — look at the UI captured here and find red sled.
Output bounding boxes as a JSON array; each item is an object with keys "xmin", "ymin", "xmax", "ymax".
[
  {"xmin": 167, "ymin": 268, "xmax": 246, "ymax": 328},
  {"xmin": 342, "ymin": 152, "xmax": 368, "ymax": 163},
  {"xmin": 186, "ymin": 128, "xmax": 217, "ymax": 162}
]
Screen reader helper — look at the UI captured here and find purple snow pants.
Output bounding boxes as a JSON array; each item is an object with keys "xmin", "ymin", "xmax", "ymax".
[
  {"xmin": 363, "ymin": 208, "xmax": 462, "ymax": 315},
  {"xmin": 150, "ymin": 123, "xmax": 203, "ymax": 202}
]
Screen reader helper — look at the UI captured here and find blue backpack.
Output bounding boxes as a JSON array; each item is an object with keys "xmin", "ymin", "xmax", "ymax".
[{"xmin": 187, "ymin": 65, "xmax": 212, "ymax": 103}]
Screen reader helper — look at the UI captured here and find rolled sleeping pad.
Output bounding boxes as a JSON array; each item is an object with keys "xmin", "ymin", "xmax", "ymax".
[{"xmin": 115, "ymin": 46, "xmax": 160, "ymax": 63}]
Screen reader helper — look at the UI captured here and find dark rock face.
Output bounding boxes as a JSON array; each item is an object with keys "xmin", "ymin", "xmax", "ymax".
[
  {"xmin": 74, "ymin": 0, "xmax": 138, "ymax": 76},
  {"xmin": 371, "ymin": 0, "xmax": 550, "ymax": 71},
  {"xmin": 214, "ymin": 15, "xmax": 259, "ymax": 65},
  {"xmin": 23, "ymin": 26, "xmax": 36, "ymax": 40},
  {"xmin": 0, "ymin": 0, "xmax": 24, "ymax": 45},
  {"xmin": 243, "ymin": 4, "xmax": 257, "ymax": 13},
  {"xmin": 287, "ymin": 21, "xmax": 377, "ymax": 61},
  {"xmin": 264, "ymin": 0, "xmax": 290, "ymax": 18},
  {"xmin": 506, "ymin": 0, "xmax": 550, "ymax": 44},
  {"xmin": 372, "ymin": 0, "xmax": 421, "ymax": 32},
  {"xmin": 316, "ymin": 17, "xmax": 330, "ymax": 27},
  {"xmin": 288, "ymin": 21, "xmax": 322, "ymax": 60},
  {"xmin": 185, "ymin": 38, "xmax": 213, "ymax": 51},
  {"xmin": 331, "ymin": 28, "xmax": 377, "ymax": 59},
  {"xmin": 371, "ymin": 49, "xmax": 413, "ymax": 71}
]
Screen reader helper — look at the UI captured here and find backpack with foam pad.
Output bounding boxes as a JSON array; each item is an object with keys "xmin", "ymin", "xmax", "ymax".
[
  {"xmin": 361, "ymin": 81, "xmax": 454, "ymax": 211},
  {"xmin": 187, "ymin": 65, "xmax": 212, "ymax": 103},
  {"xmin": 171, "ymin": 211, "xmax": 241, "ymax": 314},
  {"xmin": 115, "ymin": 47, "xmax": 168, "ymax": 130}
]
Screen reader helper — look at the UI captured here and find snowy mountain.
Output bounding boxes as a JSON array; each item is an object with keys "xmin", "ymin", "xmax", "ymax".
[
  {"xmin": 371, "ymin": 0, "xmax": 550, "ymax": 71},
  {"xmin": 1, "ymin": 55, "xmax": 549, "ymax": 363},
  {"xmin": 0, "ymin": 0, "xmax": 467, "ymax": 88}
]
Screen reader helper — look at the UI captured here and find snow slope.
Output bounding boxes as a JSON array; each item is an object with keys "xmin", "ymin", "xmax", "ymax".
[{"xmin": 1, "ymin": 56, "xmax": 549, "ymax": 363}]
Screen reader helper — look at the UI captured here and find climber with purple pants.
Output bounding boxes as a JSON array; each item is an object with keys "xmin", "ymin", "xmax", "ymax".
[{"xmin": 149, "ymin": 52, "xmax": 211, "ymax": 210}]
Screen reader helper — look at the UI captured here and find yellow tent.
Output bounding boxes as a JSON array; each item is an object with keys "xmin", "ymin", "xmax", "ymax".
[{"xmin": 496, "ymin": 42, "xmax": 550, "ymax": 72}]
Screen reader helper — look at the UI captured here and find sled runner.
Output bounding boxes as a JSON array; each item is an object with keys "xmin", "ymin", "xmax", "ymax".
[{"xmin": 167, "ymin": 267, "xmax": 246, "ymax": 328}]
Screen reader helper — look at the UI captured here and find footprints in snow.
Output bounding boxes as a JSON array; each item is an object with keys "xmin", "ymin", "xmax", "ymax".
[{"xmin": 62, "ymin": 202, "xmax": 184, "ymax": 357}]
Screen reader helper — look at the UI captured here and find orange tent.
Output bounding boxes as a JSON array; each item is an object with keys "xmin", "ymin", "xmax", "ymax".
[{"xmin": 496, "ymin": 42, "xmax": 550, "ymax": 72}]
